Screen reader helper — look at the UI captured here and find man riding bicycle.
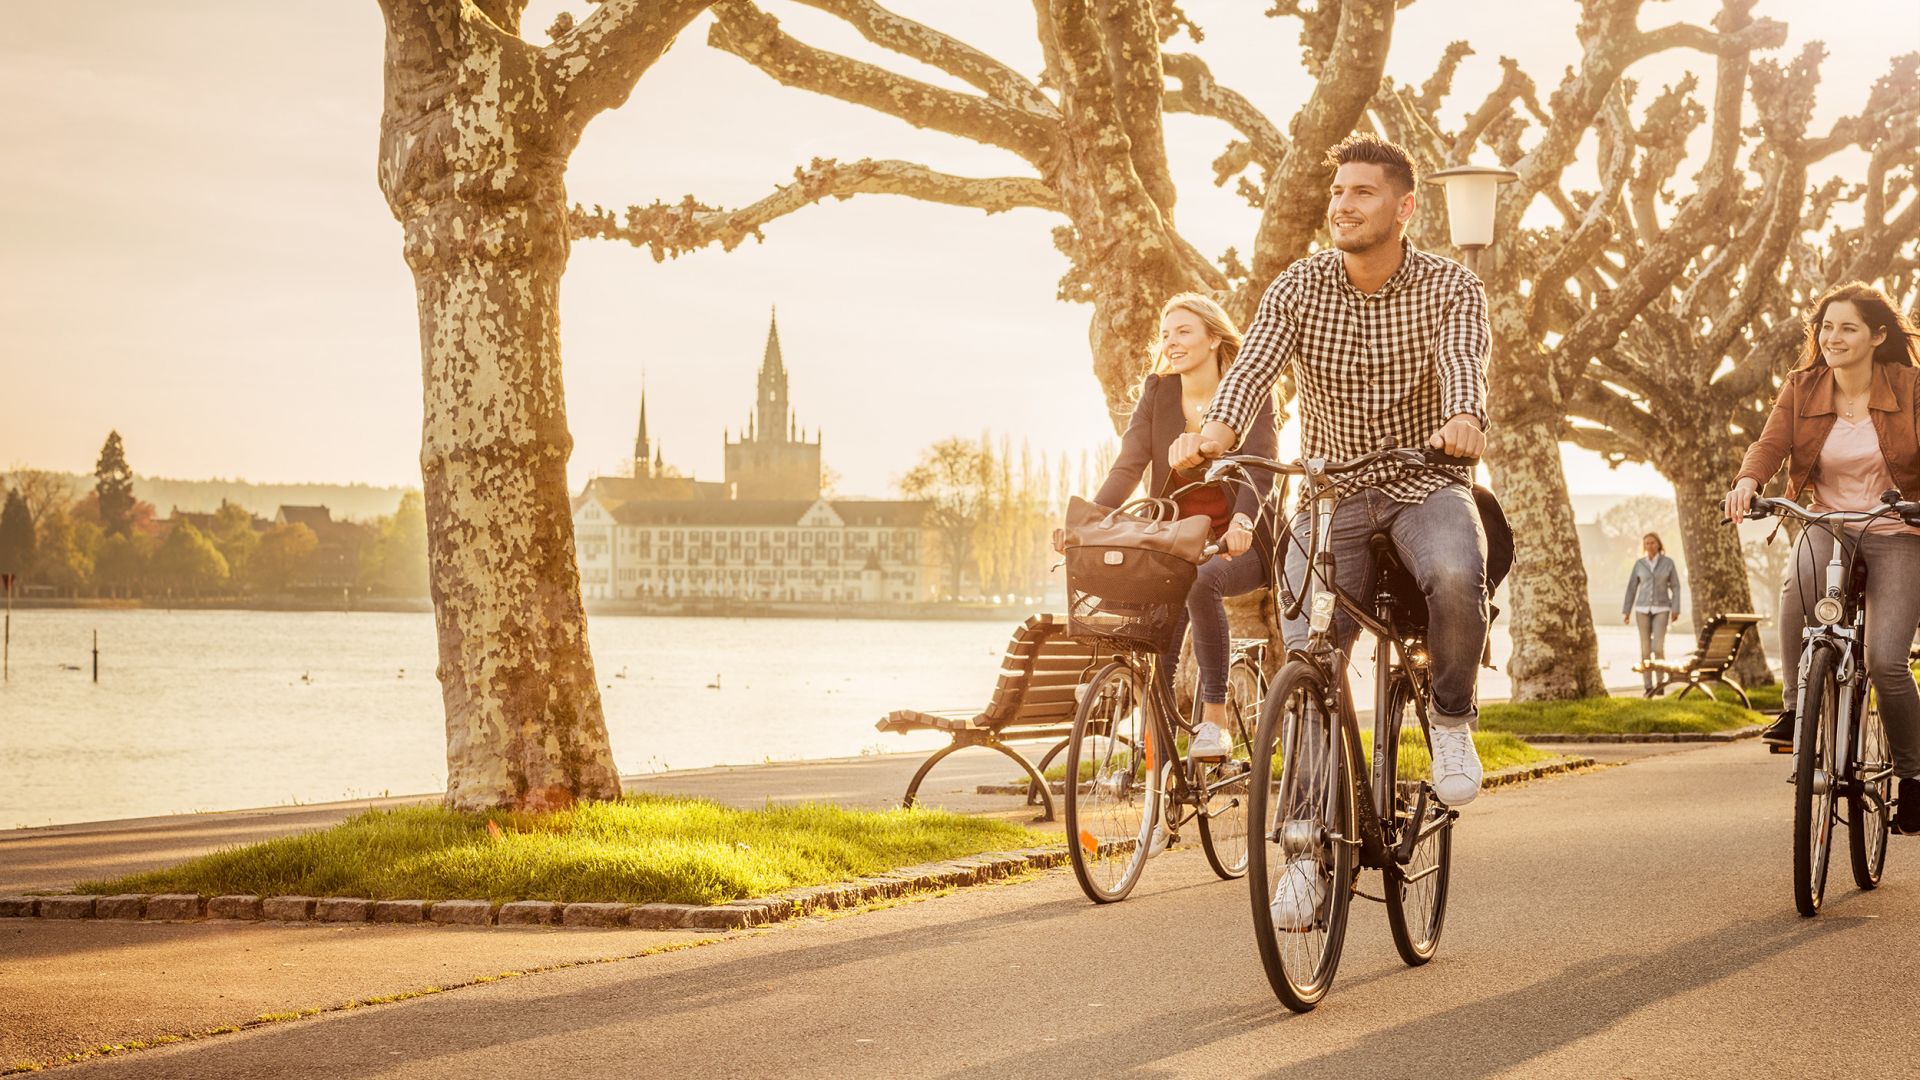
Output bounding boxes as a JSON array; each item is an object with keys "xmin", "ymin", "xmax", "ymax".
[{"xmin": 1171, "ymin": 133, "xmax": 1494, "ymax": 811}]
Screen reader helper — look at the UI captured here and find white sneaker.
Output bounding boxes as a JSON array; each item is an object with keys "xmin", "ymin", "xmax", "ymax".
[
  {"xmin": 1268, "ymin": 858, "xmax": 1325, "ymax": 931},
  {"xmin": 1429, "ymin": 722, "xmax": 1483, "ymax": 806},
  {"xmin": 1189, "ymin": 721, "xmax": 1231, "ymax": 761}
]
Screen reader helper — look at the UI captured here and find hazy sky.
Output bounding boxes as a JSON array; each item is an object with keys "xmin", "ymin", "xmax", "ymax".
[{"xmin": 2, "ymin": 1, "xmax": 1908, "ymax": 503}]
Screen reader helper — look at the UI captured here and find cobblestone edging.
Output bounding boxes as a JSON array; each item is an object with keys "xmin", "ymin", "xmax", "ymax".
[
  {"xmin": 976, "ymin": 755, "xmax": 1599, "ymax": 797},
  {"xmin": 1515, "ymin": 724, "xmax": 1763, "ymax": 744},
  {"xmin": 0, "ymin": 847, "xmax": 1067, "ymax": 933}
]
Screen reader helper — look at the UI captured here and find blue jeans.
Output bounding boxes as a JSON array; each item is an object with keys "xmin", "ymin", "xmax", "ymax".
[
  {"xmin": 1161, "ymin": 550, "xmax": 1269, "ymax": 706},
  {"xmin": 1778, "ymin": 526, "xmax": 1920, "ymax": 778},
  {"xmin": 1281, "ymin": 485, "xmax": 1489, "ymax": 724}
]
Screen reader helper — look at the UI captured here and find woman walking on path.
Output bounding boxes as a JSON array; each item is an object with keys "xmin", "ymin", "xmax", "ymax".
[
  {"xmin": 1622, "ymin": 533, "xmax": 1681, "ymax": 693},
  {"xmin": 1724, "ymin": 281, "xmax": 1920, "ymax": 833},
  {"xmin": 1056, "ymin": 293, "xmax": 1279, "ymax": 763}
]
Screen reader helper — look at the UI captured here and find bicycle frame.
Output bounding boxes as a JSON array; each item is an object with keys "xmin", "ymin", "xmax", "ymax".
[
  {"xmin": 1757, "ymin": 494, "xmax": 1912, "ymax": 811},
  {"xmin": 1210, "ymin": 450, "xmax": 1466, "ymax": 872},
  {"xmin": 1790, "ymin": 559, "xmax": 1892, "ymax": 811},
  {"xmin": 1086, "ymin": 647, "xmax": 1253, "ymax": 844}
]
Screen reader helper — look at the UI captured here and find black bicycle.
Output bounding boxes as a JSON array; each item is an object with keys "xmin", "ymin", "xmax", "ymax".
[
  {"xmin": 1206, "ymin": 447, "xmax": 1484, "ymax": 1012},
  {"xmin": 1061, "ymin": 496, "xmax": 1270, "ymax": 903},
  {"xmin": 1742, "ymin": 492, "xmax": 1920, "ymax": 915}
]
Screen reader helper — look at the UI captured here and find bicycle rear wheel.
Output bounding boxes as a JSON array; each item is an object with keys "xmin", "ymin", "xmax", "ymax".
[
  {"xmin": 1848, "ymin": 687, "xmax": 1891, "ymax": 891},
  {"xmin": 1380, "ymin": 678, "xmax": 1452, "ymax": 966},
  {"xmin": 1247, "ymin": 660, "xmax": 1354, "ymax": 1012},
  {"xmin": 1793, "ymin": 644, "xmax": 1840, "ymax": 917},
  {"xmin": 1065, "ymin": 660, "xmax": 1156, "ymax": 903},
  {"xmin": 1198, "ymin": 657, "xmax": 1261, "ymax": 880}
]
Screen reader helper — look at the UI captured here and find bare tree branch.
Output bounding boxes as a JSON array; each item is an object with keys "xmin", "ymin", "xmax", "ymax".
[
  {"xmin": 1247, "ymin": 0, "xmax": 1398, "ymax": 290},
  {"xmin": 545, "ymin": 0, "xmax": 714, "ymax": 132},
  {"xmin": 791, "ymin": 0, "xmax": 1059, "ymax": 120},
  {"xmin": 1162, "ymin": 51, "xmax": 1287, "ymax": 164},
  {"xmin": 571, "ymin": 158, "xmax": 1062, "ymax": 260},
  {"xmin": 708, "ymin": 0, "xmax": 1056, "ymax": 161},
  {"xmin": 1096, "ymin": 0, "xmax": 1178, "ymax": 216}
]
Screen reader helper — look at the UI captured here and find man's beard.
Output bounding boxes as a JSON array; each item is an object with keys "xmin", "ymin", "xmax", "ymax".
[{"xmin": 1330, "ymin": 217, "xmax": 1395, "ymax": 253}]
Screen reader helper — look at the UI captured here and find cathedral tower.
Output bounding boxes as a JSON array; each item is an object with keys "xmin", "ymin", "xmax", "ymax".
[{"xmin": 725, "ymin": 309, "xmax": 822, "ymax": 501}]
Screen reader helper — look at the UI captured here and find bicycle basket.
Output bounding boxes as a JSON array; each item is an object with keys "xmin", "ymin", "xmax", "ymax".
[{"xmin": 1061, "ymin": 495, "xmax": 1208, "ymax": 646}]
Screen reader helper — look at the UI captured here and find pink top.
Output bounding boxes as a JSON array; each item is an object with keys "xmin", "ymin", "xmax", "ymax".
[{"xmin": 1811, "ymin": 417, "xmax": 1920, "ymax": 536}]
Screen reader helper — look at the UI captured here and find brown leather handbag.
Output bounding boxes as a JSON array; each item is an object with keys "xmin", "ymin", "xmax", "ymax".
[{"xmin": 1062, "ymin": 496, "xmax": 1212, "ymax": 645}]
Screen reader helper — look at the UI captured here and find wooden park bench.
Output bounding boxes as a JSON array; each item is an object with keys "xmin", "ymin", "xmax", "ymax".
[
  {"xmin": 1636, "ymin": 612, "xmax": 1764, "ymax": 708},
  {"xmin": 876, "ymin": 613, "xmax": 1111, "ymax": 822}
]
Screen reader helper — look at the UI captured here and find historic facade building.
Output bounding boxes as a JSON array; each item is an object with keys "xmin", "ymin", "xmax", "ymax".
[{"xmin": 572, "ymin": 313, "xmax": 941, "ymax": 604}]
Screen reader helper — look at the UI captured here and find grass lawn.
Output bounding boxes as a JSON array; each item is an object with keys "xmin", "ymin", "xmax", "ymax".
[
  {"xmin": 1706, "ymin": 682, "xmax": 1785, "ymax": 713},
  {"xmin": 76, "ymin": 796, "xmax": 1052, "ymax": 906},
  {"xmin": 1480, "ymin": 695, "xmax": 1760, "ymax": 737}
]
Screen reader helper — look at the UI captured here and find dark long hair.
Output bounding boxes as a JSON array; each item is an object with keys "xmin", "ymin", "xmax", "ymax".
[{"xmin": 1796, "ymin": 281, "xmax": 1920, "ymax": 370}]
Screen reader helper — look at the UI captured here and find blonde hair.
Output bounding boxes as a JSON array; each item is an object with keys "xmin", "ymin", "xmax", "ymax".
[{"xmin": 1149, "ymin": 292, "xmax": 1243, "ymax": 377}]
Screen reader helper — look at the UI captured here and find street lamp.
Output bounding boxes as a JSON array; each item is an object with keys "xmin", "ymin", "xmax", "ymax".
[{"xmin": 1425, "ymin": 164, "xmax": 1519, "ymax": 273}]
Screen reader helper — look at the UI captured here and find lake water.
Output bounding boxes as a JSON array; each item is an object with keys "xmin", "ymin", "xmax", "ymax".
[{"xmin": 0, "ymin": 609, "xmax": 1669, "ymax": 828}]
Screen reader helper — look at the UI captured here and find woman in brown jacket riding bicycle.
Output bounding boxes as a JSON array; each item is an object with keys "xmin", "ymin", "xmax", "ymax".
[{"xmin": 1724, "ymin": 281, "xmax": 1920, "ymax": 833}]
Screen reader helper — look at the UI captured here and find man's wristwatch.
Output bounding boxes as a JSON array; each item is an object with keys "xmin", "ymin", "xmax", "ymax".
[{"xmin": 1230, "ymin": 514, "xmax": 1254, "ymax": 532}]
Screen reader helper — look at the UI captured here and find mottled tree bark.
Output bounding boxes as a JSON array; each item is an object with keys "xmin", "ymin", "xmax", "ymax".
[
  {"xmin": 376, "ymin": 0, "xmax": 709, "ymax": 811},
  {"xmin": 1485, "ymin": 418, "xmax": 1608, "ymax": 699}
]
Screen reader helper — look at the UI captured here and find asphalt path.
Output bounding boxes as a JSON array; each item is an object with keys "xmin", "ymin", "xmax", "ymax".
[{"xmin": 61, "ymin": 740, "xmax": 1920, "ymax": 1079}]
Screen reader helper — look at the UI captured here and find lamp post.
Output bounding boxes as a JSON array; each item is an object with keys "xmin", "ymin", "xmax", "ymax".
[{"xmin": 1424, "ymin": 164, "xmax": 1520, "ymax": 274}]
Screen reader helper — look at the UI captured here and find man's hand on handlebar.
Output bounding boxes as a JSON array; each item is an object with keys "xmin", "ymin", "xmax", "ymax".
[
  {"xmin": 1170, "ymin": 420, "xmax": 1237, "ymax": 472},
  {"xmin": 1724, "ymin": 477, "xmax": 1759, "ymax": 523},
  {"xmin": 1427, "ymin": 414, "xmax": 1485, "ymax": 460}
]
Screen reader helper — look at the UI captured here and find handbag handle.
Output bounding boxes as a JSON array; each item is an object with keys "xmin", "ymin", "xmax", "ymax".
[{"xmin": 1108, "ymin": 496, "xmax": 1179, "ymax": 527}]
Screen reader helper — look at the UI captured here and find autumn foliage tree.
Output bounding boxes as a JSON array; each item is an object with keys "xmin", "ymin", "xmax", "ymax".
[{"xmin": 374, "ymin": 0, "xmax": 712, "ymax": 811}]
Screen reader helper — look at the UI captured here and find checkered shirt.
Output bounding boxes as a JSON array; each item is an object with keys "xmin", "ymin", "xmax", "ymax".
[{"xmin": 1206, "ymin": 240, "xmax": 1490, "ymax": 503}]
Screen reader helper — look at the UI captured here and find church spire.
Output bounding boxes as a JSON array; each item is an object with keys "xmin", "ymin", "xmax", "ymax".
[
  {"xmin": 757, "ymin": 307, "xmax": 790, "ymax": 445},
  {"xmin": 634, "ymin": 381, "xmax": 651, "ymax": 477}
]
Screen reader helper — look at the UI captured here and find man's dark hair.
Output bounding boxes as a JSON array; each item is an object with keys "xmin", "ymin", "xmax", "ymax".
[{"xmin": 1323, "ymin": 133, "xmax": 1417, "ymax": 194}]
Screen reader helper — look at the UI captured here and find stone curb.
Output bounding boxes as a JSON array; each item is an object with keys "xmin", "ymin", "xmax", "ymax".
[
  {"xmin": 1514, "ymin": 724, "xmax": 1763, "ymax": 745},
  {"xmin": 977, "ymin": 756, "xmax": 1599, "ymax": 797},
  {"xmin": 0, "ymin": 847, "xmax": 1070, "ymax": 934}
]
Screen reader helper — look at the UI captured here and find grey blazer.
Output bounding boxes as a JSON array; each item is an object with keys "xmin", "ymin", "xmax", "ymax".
[{"xmin": 1622, "ymin": 554, "xmax": 1682, "ymax": 616}]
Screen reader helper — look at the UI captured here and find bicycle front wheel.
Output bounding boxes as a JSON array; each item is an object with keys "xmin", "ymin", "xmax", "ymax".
[
  {"xmin": 1849, "ymin": 687, "xmax": 1891, "ymax": 891},
  {"xmin": 1247, "ymin": 660, "xmax": 1354, "ymax": 1012},
  {"xmin": 1198, "ymin": 657, "xmax": 1261, "ymax": 880},
  {"xmin": 1793, "ymin": 643, "xmax": 1841, "ymax": 917},
  {"xmin": 1065, "ymin": 660, "xmax": 1156, "ymax": 904},
  {"xmin": 1380, "ymin": 678, "xmax": 1452, "ymax": 967}
]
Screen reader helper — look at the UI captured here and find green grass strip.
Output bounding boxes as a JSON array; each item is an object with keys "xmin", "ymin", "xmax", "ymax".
[
  {"xmin": 76, "ymin": 795, "xmax": 1050, "ymax": 906},
  {"xmin": 1479, "ymin": 694, "xmax": 1760, "ymax": 736}
]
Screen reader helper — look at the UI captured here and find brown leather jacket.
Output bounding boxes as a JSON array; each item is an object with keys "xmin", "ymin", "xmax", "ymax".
[{"xmin": 1737, "ymin": 361, "xmax": 1920, "ymax": 500}]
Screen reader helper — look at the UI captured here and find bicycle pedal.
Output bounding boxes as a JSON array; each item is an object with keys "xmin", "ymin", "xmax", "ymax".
[{"xmin": 1767, "ymin": 744, "xmax": 1792, "ymax": 755}]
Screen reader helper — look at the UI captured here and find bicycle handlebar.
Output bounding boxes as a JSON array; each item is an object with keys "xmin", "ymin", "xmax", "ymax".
[
  {"xmin": 1744, "ymin": 493, "xmax": 1920, "ymax": 529},
  {"xmin": 1203, "ymin": 446, "xmax": 1475, "ymax": 484}
]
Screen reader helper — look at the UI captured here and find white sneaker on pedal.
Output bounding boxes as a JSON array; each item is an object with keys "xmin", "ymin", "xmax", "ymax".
[
  {"xmin": 1189, "ymin": 721, "xmax": 1231, "ymax": 761},
  {"xmin": 1268, "ymin": 859, "xmax": 1325, "ymax": 932},
  {"xmin": 1429, "ymin": 722, "xmax": 1483, "ymax": 806}
]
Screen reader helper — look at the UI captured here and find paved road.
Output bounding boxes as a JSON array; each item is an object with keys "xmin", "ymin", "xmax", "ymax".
[{"xmin": 58, "ymin": 740, "xmax": 1920, "ymax": 1079}]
